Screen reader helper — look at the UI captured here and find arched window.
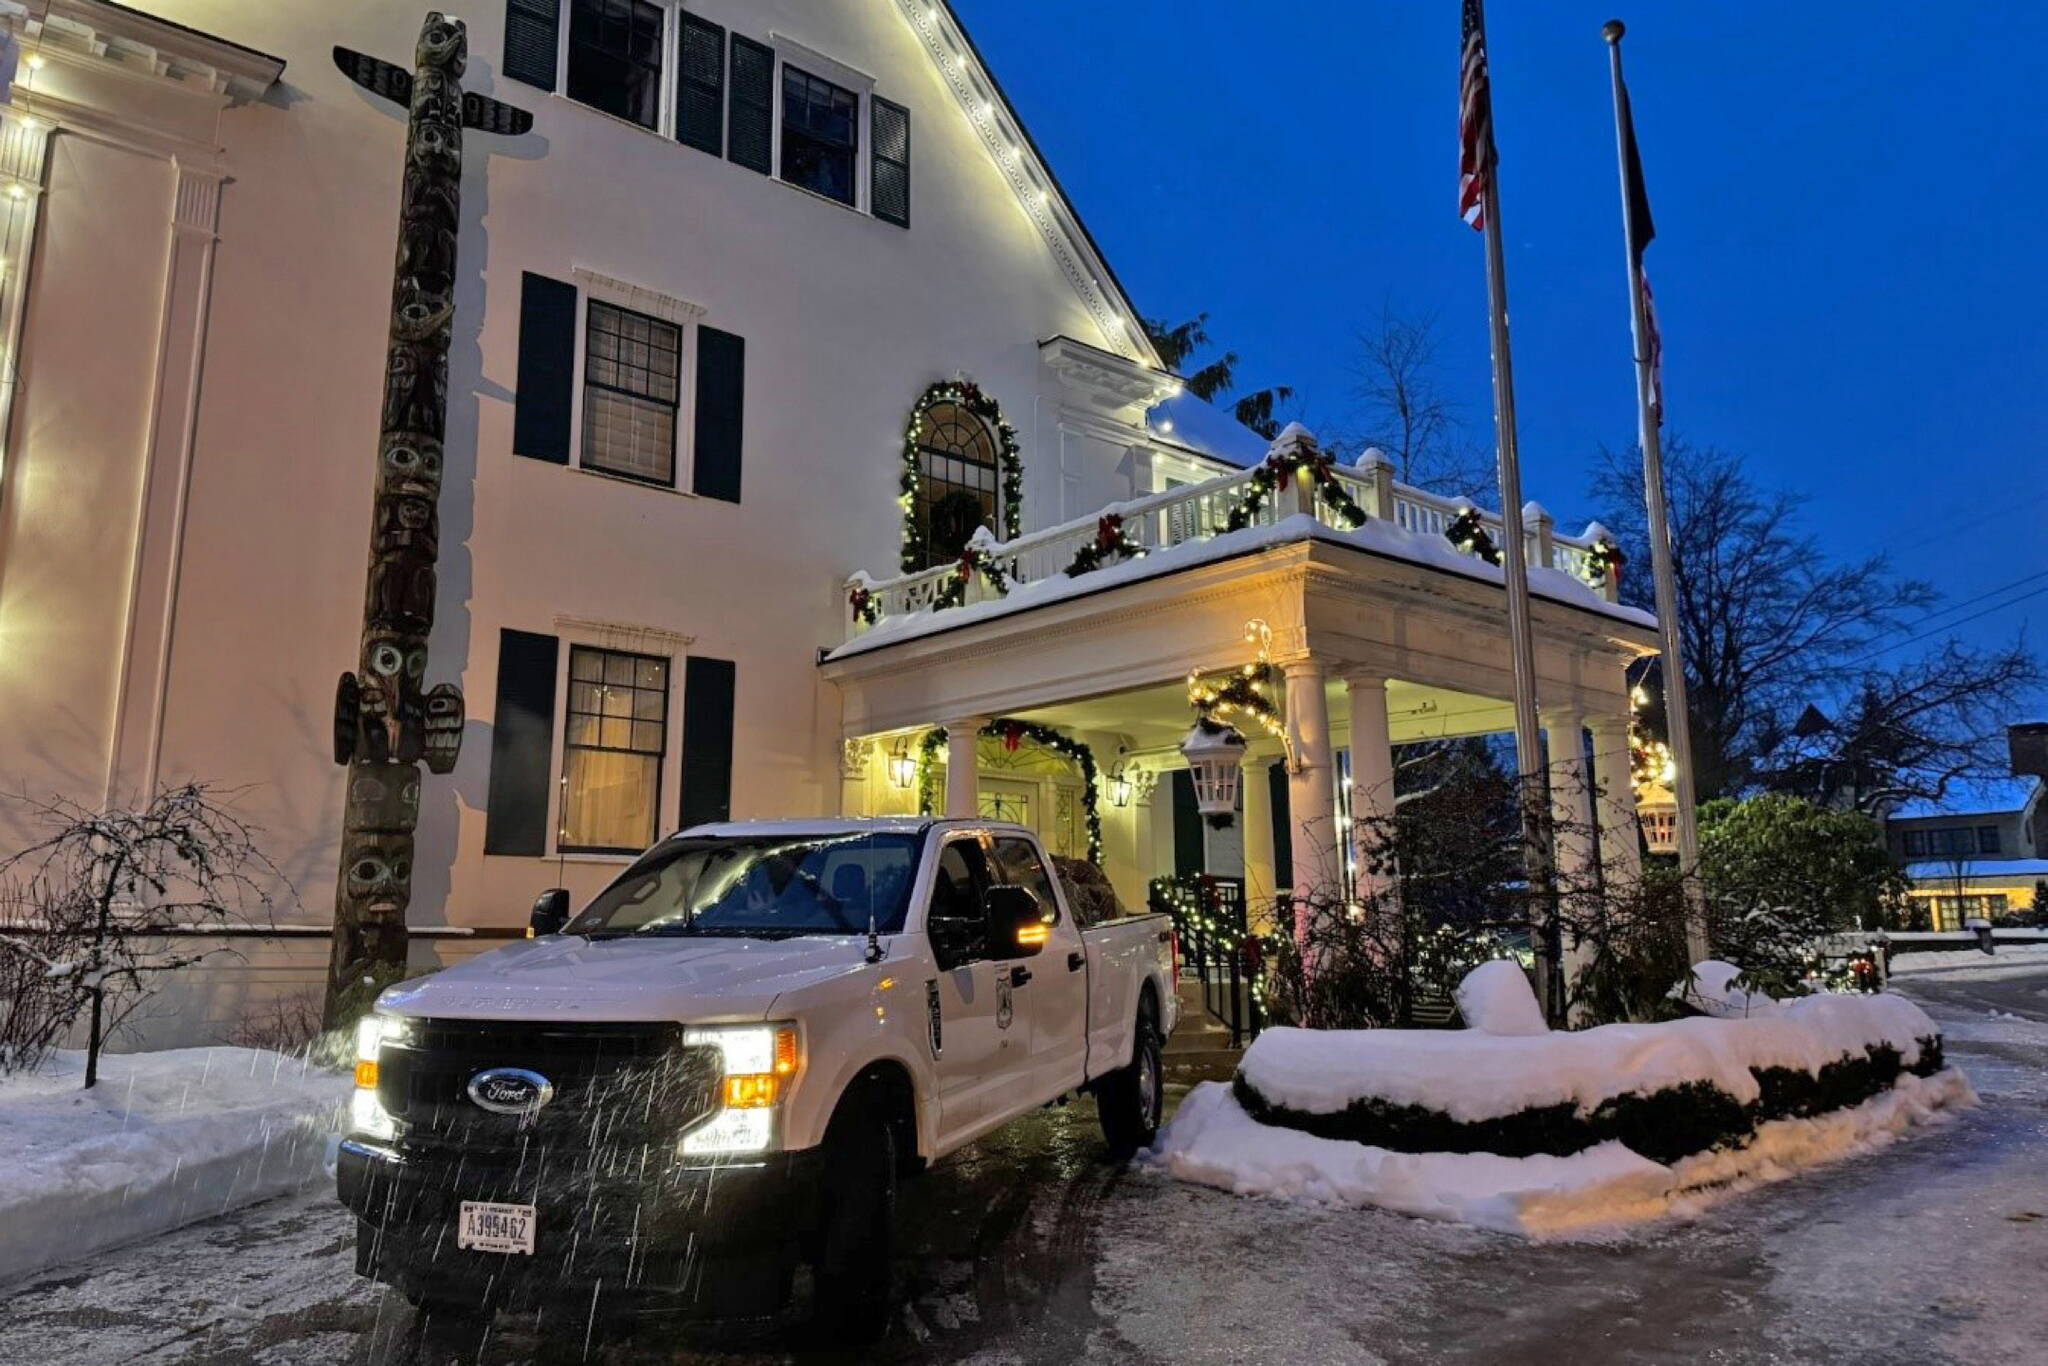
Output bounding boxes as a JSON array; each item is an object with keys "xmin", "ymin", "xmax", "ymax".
[{"xmin": 911, "ymin": 400, "xmax": 1000, "ymax": 568}]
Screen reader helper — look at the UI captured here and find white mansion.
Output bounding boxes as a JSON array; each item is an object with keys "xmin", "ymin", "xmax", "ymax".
[{"xmin": 0, "ymin": 0, "xmax": 1658, "ymax": 1043}]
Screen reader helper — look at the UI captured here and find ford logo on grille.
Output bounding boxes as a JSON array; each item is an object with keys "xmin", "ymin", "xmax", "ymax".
[{"xmin": 466, "ymin": 1067, "xmax": 555, "ymax": 1116}]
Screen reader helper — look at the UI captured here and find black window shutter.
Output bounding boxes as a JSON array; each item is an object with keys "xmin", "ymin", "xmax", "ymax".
[
  {"xmin": 484, "ymin": 630, "xmax": 560, "ymax": 856},
  {"xmin": 727, "ymin": 36, "xmax": 774, "ymax": 174},
  {"xmin": 1171, "ymin": 771, "xmax": 1204, "ymax": 877},
  {"xmin": 679, "ymin": 657, "xmax": 737, "ymax": 829},
  {"xmin": 676, "ymin": 13, "xmax": 726, "ymax": 154},
  {"xmin": 503, "ymin": 0, "xmax": 560, "ymax": 93},
  {"xmin": 692, "ymin": 327, "xmax": 745, "ymax": 502},
  {"xmin": 871, "ymin": 96, "xmax": 910, "ymax": 227},
  {"xmin": 513, "ymin": 272, "xmax": 577, "ymax": 464},
  {"xmin": 1268, "ymin": 760, "xmax": 1293, "ymax": 889}
]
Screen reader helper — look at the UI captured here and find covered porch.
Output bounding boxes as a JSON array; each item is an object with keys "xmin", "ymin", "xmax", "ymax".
[{"xmin": 821, "ymin": 449, "xmax": 1662, "ymax": 921}]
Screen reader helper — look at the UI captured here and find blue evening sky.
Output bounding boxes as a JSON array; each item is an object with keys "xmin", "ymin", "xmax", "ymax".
[{"xmin": 951, "ymin": 0, "xmax": 2048, "ymax": 663}]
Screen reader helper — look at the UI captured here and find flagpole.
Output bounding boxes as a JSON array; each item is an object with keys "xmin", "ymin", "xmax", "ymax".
[
  {"xmin": 1472, "ymin": 13, "xmax": 1560, "ymax": 1019},
  {"xmin": 1603, "ymin": 19, "xmax": 1709, "ymax": 966}
]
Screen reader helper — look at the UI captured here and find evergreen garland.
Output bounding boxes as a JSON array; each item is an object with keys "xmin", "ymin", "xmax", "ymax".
[
  {"xmin": 900, "ymin": 379, "xmax": 1024, "ymax": 574},
  {"xmin": 1583, "ymin": 538, "xmax": 1625, "ymax": 589},
  {"xmin": 915, "ymin": 718, "xmax": 1102, "ymax": 864},
  {"xmin": 1221, "ymin": 446, "xmax": 1369, "ymax": 533},
  {"xmin": 928, "ymin": 543, "xmax": 1013, "ymax": 611},
  {"xmin": 847, "ymin": 581, "xmax": 880, "ymax": 627},
  {"xmin": 1187, "ymin": 658, "xmax": 1287, "ymax": 749},
  {"xmin": 1444, "ymin": 506, "xmax": 1502, "ymax": 565},
  {"xmin": 1064, "ymin": 512, "xmax": 1146, "ymax": 577}
]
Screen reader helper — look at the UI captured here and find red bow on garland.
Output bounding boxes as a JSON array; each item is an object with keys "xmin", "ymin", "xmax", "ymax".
[
  {"xmin": 998, "ymin": 720, "xmax": 1026, "ymax": 752},
  {"xmin": 1095, "ymin": 513, "xmax": 1123, "ymax": 550}
]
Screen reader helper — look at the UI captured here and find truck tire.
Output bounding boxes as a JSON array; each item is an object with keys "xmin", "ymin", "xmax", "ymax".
[
  {"xmin": 811, "ymin": 1092, "xmax": 898, "ymax": 1344},
  {"xmin": 1097, "ymin": 1007, "xmax": 1163, "ymax": 1160}
]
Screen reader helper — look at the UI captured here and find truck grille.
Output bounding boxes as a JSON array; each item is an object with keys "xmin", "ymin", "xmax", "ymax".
[{"xmin": 377, "ymin": 1019, "xmax": 722, "ymax": 1167}]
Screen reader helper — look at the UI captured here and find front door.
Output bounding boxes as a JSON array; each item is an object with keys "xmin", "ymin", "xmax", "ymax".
[
  {"xmin": 925, "ymin": 835, "xmax": 1022, "ymax": 1145},
  {"xmin": 989, "ymin": 834, "xmax": 1089, "ymax": 1095}
]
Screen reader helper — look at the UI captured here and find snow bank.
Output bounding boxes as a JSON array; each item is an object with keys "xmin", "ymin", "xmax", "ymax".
[
  {"xmin": 1150, "ymin": 1069, "xmax": 1974, "ymax": 1239},
  {"xmin": 0, "ymin": 1047, "xmax": 349, "ymax": 1285},
  {"xmin": 1239, "ymin": 991, "xmax": 1940, "ymax": 1121}
]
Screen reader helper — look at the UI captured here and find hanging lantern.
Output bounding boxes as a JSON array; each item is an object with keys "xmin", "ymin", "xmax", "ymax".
[
  {"xmin": 886, "ymin": 741, "xmax": 917, "ymax": 790},
  {"xmin": 1106, "ymin": 762, "xmax": 1134, "ymax": 808},
  {"xmin": 1180, "ymin": 721, "xmax": 1247, "ymax": 829}
]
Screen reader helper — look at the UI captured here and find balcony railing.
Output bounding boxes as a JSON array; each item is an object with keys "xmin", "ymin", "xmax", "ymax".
[{"xmin": 845, "ymin": 428, "xmax": 1621, "ymax": 639}]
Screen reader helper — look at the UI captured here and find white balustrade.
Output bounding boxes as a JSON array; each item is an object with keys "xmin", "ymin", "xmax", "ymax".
[{"xmin": 844, "ymin": 442, "xmax": 1619, "ymax": 638}]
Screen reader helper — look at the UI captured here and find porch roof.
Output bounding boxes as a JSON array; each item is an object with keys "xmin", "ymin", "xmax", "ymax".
[{"xmin": 827, "ymin": 512, "xmax": 1653, "ymax": 663}]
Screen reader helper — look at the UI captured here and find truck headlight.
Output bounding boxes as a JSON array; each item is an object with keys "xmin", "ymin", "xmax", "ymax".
[
  {"xmin": 350, "ymin": 1012, "xmax": 409, "ymax": 1141},
  {"xmin": 679, "ymin": 1023, "xmax": 798, "ymax": 1157}
]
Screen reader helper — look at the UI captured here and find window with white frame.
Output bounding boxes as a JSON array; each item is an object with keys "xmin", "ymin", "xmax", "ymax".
[
  {"xmin": 582, "ymin": 299, "xmax": 682, "ymax": 485},
  {"xmin": 566, "ymin": 0, "xmax": 665, "ymax": 130},
  {"xmin": 561, "ymin": 646, "xmax": 669, "ymax": 853},
  {"xmin": 780, "ymin": 64, "xmax": 859, "ymax": 205}
]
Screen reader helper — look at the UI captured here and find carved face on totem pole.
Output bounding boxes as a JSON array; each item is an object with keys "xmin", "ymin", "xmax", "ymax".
[
  {"xmin": 379, "ymin": 434, "xmax": 442, "ymax": 497},
  {"xmin": 417, "ymin": 12, "xmax": 467, "ymax": 79},
  {"xmin": 368, "ymin": 493, "xmax": 439, "ymax": 636},
  {"xmin": 343, "ymin": 830, "xmax": 415, "ymax": 921},
  {"xmin": 382, "ymin": 337, "xmax": 448, "ymax": 436}
]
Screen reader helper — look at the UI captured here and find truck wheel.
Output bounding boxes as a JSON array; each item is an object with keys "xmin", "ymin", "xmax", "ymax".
[
  {"xmin": 811, "ymin": 1092, "xmax": 898, "ymax": 1344},
  {"xmin": 1098, "ymin": 1008, "xmax": 1163, "ymax": 1160}
]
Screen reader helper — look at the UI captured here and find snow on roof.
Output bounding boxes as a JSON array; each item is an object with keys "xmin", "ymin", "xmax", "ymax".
[
  {"xmin": 828, "ymin": 512, "xmax": 1655, "ymax": 661},
  {"xmin": 1146, "ymin": 391, "xmax": 1271, "ymax": 467},
  {"xmin": 1885, "ymin": 778, "xmax": 2040, "ymax": 821},
  {"xmin": 1903, "ymin": 858, "xmax": 2048, "ymax": 880}
]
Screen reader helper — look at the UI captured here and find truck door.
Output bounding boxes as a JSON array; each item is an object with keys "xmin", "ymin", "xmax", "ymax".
[
  {"xmin": 925, "ymin": 835, "xmax": 1015, "ymax": 1144},
  {"xmin": 989, "ymin": 835, "xmax": 1089, "ymax": 1096}
]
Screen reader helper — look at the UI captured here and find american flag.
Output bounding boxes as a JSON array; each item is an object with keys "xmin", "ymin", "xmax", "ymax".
[
  {"xmin": 1615, "ymin": 70, "xmax": 1664, "ymax": 420},
  {"xmin": 1458, "ymin": 0, "xmax": 1495, "ymax": 231}
]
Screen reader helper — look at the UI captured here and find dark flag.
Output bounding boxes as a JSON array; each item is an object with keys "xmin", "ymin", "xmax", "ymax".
[
  {"xmin": 1615, "ymin": 72, "xmax": 1663, "ymax": 419},
  {"xmin": 1458, "ymin": 0, "xmax": 1495, "ymax": 230}
]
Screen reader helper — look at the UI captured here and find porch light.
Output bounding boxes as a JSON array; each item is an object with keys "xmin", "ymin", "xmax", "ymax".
[
  {"xmin": 1107, "ymin": 762, "xmax": 1133, "ymax": 807},
  {"xmin": 887, "ymin": 740, "xmax": 916, "ymax": 789},
  {"xmin": 1180, "ymin": 721, "xmax": 1247, "ymax": 829}
]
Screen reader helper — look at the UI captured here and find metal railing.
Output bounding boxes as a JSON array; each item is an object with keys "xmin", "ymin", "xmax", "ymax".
[
  {"xmin": 1150, "ymin": 873, "xmax": 1263, "ymax": 1048},
  {"xmin": 846, "ymin": 432, "xmax": 1620, "ymax": 638}
]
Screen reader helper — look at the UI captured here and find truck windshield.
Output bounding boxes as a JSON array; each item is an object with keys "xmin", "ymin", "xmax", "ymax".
[{"xmin": 566, "ymin": 833, "xmax": 922, "ymax": 938}]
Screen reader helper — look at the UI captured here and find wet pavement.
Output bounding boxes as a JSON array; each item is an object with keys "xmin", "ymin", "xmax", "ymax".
[{"xmin": 2, "ymin": 964, "xmax": 2044, "ymax": 1365}]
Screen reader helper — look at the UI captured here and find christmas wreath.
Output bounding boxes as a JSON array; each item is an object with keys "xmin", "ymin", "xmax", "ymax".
[
  {"xmin": 900, "ymin": 379, "xmax": 1024, "ymax": 574},
  {"xmin": 1221, "ymin": 446, "xmax": 1369, "ymax": 533},
  {"xmin": 916, "ymin": 718, "xmax": 1102, "ymax": 864},
  {"xmin": 1064, "ymin": 512, "xmax": 1146, "ymax": 577},
  {"xmin": 1444, "ymin": 506, "xmax": 1502, "ymax": 565}
]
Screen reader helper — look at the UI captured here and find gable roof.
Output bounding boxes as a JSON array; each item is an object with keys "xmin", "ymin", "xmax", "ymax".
[{"xmin": 894, "ymin": 1, "xmax": 1161, "ymax": 368}]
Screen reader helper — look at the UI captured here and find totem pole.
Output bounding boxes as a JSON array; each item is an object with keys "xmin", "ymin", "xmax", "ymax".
[{"xmin": 324, "ymin": 15, "xmax": 531, "ymax": 1019}]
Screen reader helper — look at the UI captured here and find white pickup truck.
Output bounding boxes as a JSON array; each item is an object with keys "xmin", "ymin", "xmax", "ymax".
[{"xmin": 337, "ymin": 818, "xmax": 1177, "ymax": 1340}]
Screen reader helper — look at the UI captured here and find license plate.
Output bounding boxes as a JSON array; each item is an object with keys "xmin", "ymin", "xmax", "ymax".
[{"xmin": 457, "ymin": 1201, "xmax": 536, "ymax": 1255}]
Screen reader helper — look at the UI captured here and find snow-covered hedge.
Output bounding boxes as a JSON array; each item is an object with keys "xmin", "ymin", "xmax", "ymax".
[{"xmin": 1233, "ymin": 993, "xmax": 1946, "ymax": 1165}]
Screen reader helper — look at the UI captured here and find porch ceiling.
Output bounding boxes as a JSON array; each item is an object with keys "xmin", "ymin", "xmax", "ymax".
[{"xmin": 1005, "ymin": 678, "xmax": 1515, "ymax": 755}]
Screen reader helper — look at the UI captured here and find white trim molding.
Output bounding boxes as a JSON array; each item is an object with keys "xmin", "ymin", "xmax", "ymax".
[
  {"xmin": 891, "ymin": 0, "xmax": 1158, "ymax": 366},
  {"xmin": 571, "ymin": 266, "xmax": 707, "ymax": 325}
]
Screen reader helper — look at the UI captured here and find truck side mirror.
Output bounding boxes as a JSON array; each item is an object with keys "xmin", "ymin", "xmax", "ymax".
[
  {"xmin": 982, "ymin": 885, "xmax": 1050, "ymax": 960},
  {"xmin": 529, "ymin": 888, "xmax": 571, "ymax": 937}
]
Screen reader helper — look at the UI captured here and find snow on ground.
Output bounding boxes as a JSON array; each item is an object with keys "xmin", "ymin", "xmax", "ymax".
[
  {"xmin": 1147, "ymin": 1068, "xmax": 1973, "ymax": 1240},
  {"xmin": 1236, "ymin": 990, "xmax": 1940, "ymax": 1121},
  {"xmin": 1889, "ymin": 940, "xmax": 2048, "ymax": 978},
  {"xmin": 0, "ymin": 1046, "xmax": 349, "ymax": 1286}
]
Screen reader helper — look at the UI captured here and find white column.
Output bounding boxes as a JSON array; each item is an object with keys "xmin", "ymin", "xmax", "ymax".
[
  {"xmin": 105, "ymin": 157, "xmax": 227, "ymax": 800},
  {"xmin": 1283, "ymin": 659, "xmax": 1337, "ymax": 940},
  {"xmin": 1546, "ymin": 709, "xmax": 1598, "ymax": 1019},
  {"xmin": 943, "ymin": 718, "xmax": 986, "ymax": 818},
  {"xmin": 1344, "ymin": 674, "xmax": 1397, "ymax": 904},
  {"xmin": 1241, "ymin": 749, "xmax": 1277, "ymax": 908},
  {"xmin": 1588, "ymin": 714, "xmax": 1643, "ymax": 889}
]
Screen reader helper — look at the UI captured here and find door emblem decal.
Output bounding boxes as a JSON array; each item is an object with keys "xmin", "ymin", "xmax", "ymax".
[{"xmin": 996, "ymin": 979, "xmax": 1015, "ymax": 1031}]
